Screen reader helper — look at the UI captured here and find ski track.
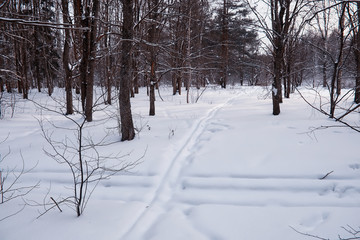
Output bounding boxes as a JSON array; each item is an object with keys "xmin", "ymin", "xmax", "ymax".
[
  {"xmin": 120, "ymin": 95, "xmax": 239, "ymax": 240},
  {"xmin": 120, "ymin": 93, "xmax": 360, "ymax": 240}
]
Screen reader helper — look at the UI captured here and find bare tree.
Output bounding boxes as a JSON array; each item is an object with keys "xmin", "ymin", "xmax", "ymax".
[
  {"xmin": 247, "ymin": 0, "xmax": 312, "ymax": 115},
  {"xmin": 119, "ymin": 0, "xmax": 136, "ymax": 140},
  {"xmin": 220, "ymin": 0, "xmax": 229, "ymax": 89},
  {"xmin": 291, "ymin": 225, "xmax": 360, "ymax": 240},
  {"xmin": 348, "ymin": 2, "xmax": 360, "ymax": 103},
  {"xmin": 147, "ymin": 0, "xmax": 161, "ymax": 116},
  {"xmin": 79, "ymin": 0, "xmax": 100, "ymax": 122},
  {"xmin": 0, "ymin": 136, "xmax": 39, "ymax": 221},
  {"xmin": 61, "ymin": 0, "xmax": 73, "ymax": 115},
  {"xmin": 34, "ymin": 100, "xmax": 140, "ymax": 217},
  {"xmin": 328, "ymin": 2, "xmax": 347, "ymax": 118}
]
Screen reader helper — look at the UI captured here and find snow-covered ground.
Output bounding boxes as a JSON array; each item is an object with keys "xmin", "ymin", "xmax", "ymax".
[{"xmin": 1, "ymin": 86, "xmax": 359, "ymax": 240}]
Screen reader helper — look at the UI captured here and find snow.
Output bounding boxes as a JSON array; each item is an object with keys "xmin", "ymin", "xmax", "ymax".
[{"xmin": 0, "ymin": 86, "xmax": 359, "ymax": 240}]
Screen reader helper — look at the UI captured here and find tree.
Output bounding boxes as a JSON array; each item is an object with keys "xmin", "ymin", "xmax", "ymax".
[
  {"xmin": 328, "ymin": 2, "xmax": 347, "ymax": 118},
  {"xmin": 0, "ymin": 136, "xmax": 39, "ymax": 221},
  {"xmin": 147, "ymin": 0, "xmax": 161, "ymax": 116},
  {"xmin": 247, "ymin": 0, "xmax": 311, "ymax": 115},
  {"xmin": 61, "ymin": 0, "xmax": 73, "ymax": 115},
  {"xmin": 36, "ymin": 103, "xmax": 139, "ymax": 217},
  {"xmin": 220, "ymin": 0, "xmax": 230, "ymax": 89},
  {"xmin": 349, "ymin": 2, "xmax": 360, "ymax": 103},
  {"xmin": 168, "ymin": 0, "xmax": 187, "ymax": 95},
  {"xmin": 79, "ymin": 0, "xmax": 100, "ymax": 122},
  {"xmin": 119, "ymin": 0, "xmax": 136, "ymax": 141},
  {"xmin": 313, "ymin": 0, "xmax": 331, "ymax": 88},
  {"xmin": 270, "ymin": 0, "xmax": 291, "ymax": 115}
]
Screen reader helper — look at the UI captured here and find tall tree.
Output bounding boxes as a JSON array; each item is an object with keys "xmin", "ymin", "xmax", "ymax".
[
  {"xmin": 221, "ymin": 0, "xmax": 229, "ymax": 88},
  {"xmin": 314, "ymin": 0, "xmax": 331, "ymax": 88},
  {"xmin": 270, "ymin": 0, "xmax": 290, "ymax": 115},
  {"xmin": 329, "ymin": 2, "xmax": 347, "ymax": 118},
  {"xmin": 62, "ymin": 0, "xmax": 73, "ymax": 115},
  {"xmin": 148, "ymin": 0, "xmax": 160, "ymax": 116},
  {"xmin": 78, "ymin": 0, "xmax": 100, "ymax": 122},
  {"xmin": 351, "ymin": 2, "xmax": 360, "ymax": 103},
  {"xmin": 247, "ymin": 0, "xmax": 311, "ymax": 115},
  {"xmin": 119, "ymin": 0, "xmax": 135, "ymax": 141}
]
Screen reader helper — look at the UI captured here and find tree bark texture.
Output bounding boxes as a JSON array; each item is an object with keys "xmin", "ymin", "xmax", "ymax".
[
  {"xmin": 85, "ymin": 0, "xmax": 100, "ymax": 122},
  {"xmin": 271, "ymin": 0, "xmax": 291, "ymax": 115},
  {"xmin": 355, "ymin": 2, "xmax": 360, "ymax": 103},
  {"xmin": 221, "ymin": 0, "xmax": 229, "ymax": 89},
  {"xmin": 148, "ymin": 0, "xmax": 159, "ymax": 116},
  {"xmin": 62, "ymin": 0, "xmax": 73, "ymax": 115},
  {"xmin": 119, "ymin": 0, "xmax": 135, "ymax": 141}
]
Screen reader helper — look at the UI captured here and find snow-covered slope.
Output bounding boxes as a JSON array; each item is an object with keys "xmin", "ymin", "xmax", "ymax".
[{"xmin": 1, "ymin": 86, "xmax": 359, "ymax": 240}]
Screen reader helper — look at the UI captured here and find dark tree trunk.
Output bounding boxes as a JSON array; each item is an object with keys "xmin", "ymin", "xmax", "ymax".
[
  {"xmin": 149, "ymin": 62, "xmax": 156, "ymax": 116},
  {"xmin": 284, "ymin": 51, "xmax": 291, "ymax": 99},
  {"xmin": 221, "ymin": 0, "xmax": 229, "ymax": 89},
  {"xmin": 0, "ymin": 77, "xmax": 3, "ymax": 92},
  {"xmin": 33, "ymin": 27, "xmax": 42, "ymax": 93},
  {"xmin": 104, "ymin": 0, "xmax": 112, "ymax": 105},
  {"xmin": 272, "ymin": 48, "xmax": 282, "ymax": 115},
  {"xmin": 84, "ymin": 0, "xmax": 100, "ymax": 122},
  {"xmin": 133, "ymin": 57, "xmax": 139, "ymax": 95},
  {"xmin": 322, "ymin": 59, "xmax": 327, "ymax": 88},
  {"xmin": 14, "ymin": 40, "xmax": 22, "ymax": 94},
  {"xmin": 6, "ymin": 81, "xmax": 11, "ymax": 93},
  {"xmin": 79, "ymin": 6, "xmax": 90, "ymax": 113},
  {"xmin": 119, "ymin": 0, "xmax": 135, "ymax": 141},
  {"xmin": 355, "ymin": 2, "xmax": 360, "ymax": 103},
  {"xmin": 271, "ymin": 0, "xmax": 291, "ymax": 115},
  {"xmin": 186, "ymin": 4, "xmax": 191, "ymax": 103},
  {"xmin": 148, "ymin": 0, "xmax": 159, "ymax": 116},
  {"xmin": 21, "ymin": 39, "xmax": 28, "ymax": 99},
  {"xmin": 329, "ymin": 3, "xmax": 346, "ymax": 118},
  {"xmin": 62, "ymin": 0, "xmax": 73, "ymax": 115},
  {"xmin": 73, "ymin": 0, "xmax": 82, "ymax": 95},
  {"xmin": 356, "ymin": 52, "xmax": 360, "ymax": 103},
  {"xmin": 133, "ymin": 0, "xmax": 141, "ymax": 96}
]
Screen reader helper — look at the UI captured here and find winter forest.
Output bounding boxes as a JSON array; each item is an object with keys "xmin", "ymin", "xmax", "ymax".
[{"xmin": 1, "ymin": 0, "xmax": 360, "ymax": 240}]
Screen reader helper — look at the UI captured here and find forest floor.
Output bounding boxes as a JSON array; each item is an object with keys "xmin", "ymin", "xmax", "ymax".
[{"xmin": 1, "ymin": 86, "xmax": 359, "ymax": 240}]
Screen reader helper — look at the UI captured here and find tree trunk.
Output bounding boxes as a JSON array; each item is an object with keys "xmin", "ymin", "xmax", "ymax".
[
  {"xmin": 186, "ymin": 4, "xmax": 192, "ymax": 103},
  {"xmin": 0, "ymin": 77, "xmax": 3, "ymax": 92},
  {"xmin": 33, "ymin": 26, "xmax": 42, "ymax": 93},
  {"xmin": 355, "ymin": 2, "xmax": 360, "ymax": 103},
  {"xmin": 84, "ymin": 0, "xmax": 100, "ymax": 122},
  {"xmin": 271, "ymin": 0, "xmax": 291, "ymax": 115},
  {"xmin": 62, "ymin": 0, "xmax": 73, "ymax": 115},
  {"xmin": 272, "ymin": 46, "xmax": 282, "ymax": 115},
  {"xmin": 79, "ymin": 6, "xmax": 90, "ymax": 113},
  {"xmin": 330, "ymin": 3, "xmax": 347, "ymax": 118},
  {"xmin": 148, "ymin": 0, "xmax": 159, "ymax": 116},
  {"xmin": 221, "ymin": 0, "xmax": 229, "ymax": 89},
  {"xmin": 119, "ymin": 0, "xmax": 135, "ymax": 141},
  {"xmin": 336, "ymin": 3, "xmax": 346, "ymax": 96},
  {"xmin": 73, "ymin": 0, "xmax": 82, "ymax": 95},
  {"xmin": 105, "ymin": 0, "xmax": 112, "ymax": 105},
  {"xmin": 284, "ymin": 50, "xmax": 291, "ymax": 99},
  {"xmin": 21, "ymin": 38, "xmax": 28, "ymax": 99}
]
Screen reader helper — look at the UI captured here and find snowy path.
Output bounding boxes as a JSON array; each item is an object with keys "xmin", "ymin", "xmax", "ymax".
[
  {"xmin": 120, "ymin": 95, "xmax": 239, "ymax": 239},
  {"xmin": 1, "ymin": 87, "xmax": 359, "ymax": 240},
  {"xmin": 121, "ymin": 91, "xmax": 360, "ymax": 240}
]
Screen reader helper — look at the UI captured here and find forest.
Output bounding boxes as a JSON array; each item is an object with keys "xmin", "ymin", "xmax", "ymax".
[
  {"xmin": 0, "ymin": 0, "xmax": 359, "ymax": 134},
  {"xmin": 1, "ymin": 1, "xmax": 360, "ymax": 239}
]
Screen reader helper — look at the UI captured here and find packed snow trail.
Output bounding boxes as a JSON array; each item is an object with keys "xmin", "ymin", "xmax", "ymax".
[
  {"xmin": 120, "ymin": 95, "xmax": 239, "ymax": 240},
  {"xmin": 1, "ymin": 87, "xmax": 359, "ymax": 240},
  {"xmin": 120, "ymin": 89, "xmax": 360, "ymax": 240}
]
